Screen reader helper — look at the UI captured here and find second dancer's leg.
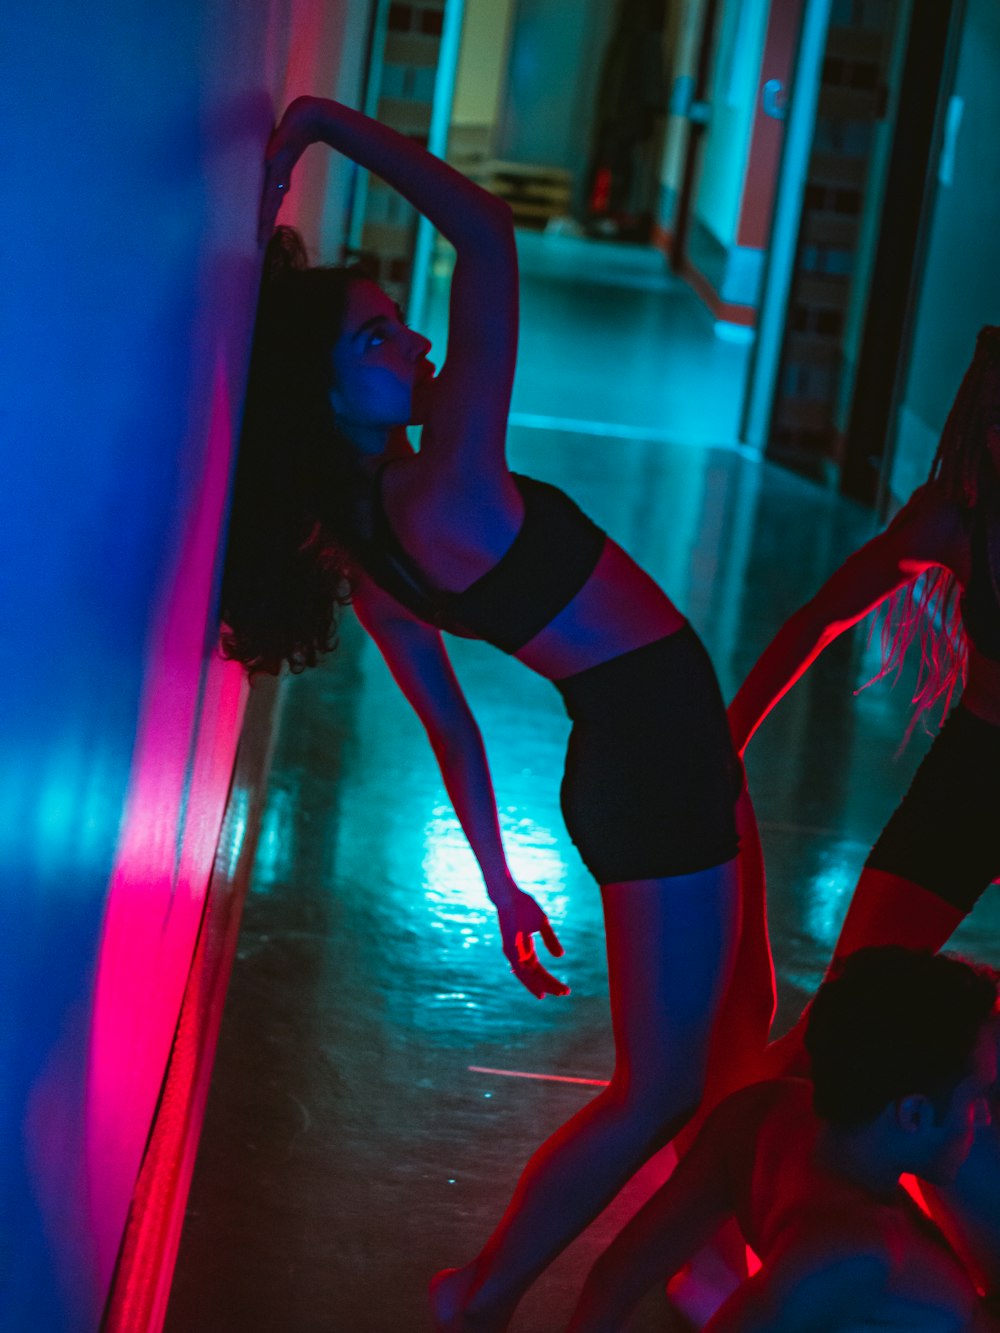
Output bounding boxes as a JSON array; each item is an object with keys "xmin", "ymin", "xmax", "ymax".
[
  {"xmin": 761, "ymin": 704, "xmax": 1000, "ymax": 1077},
  {"xmin": 758, "ymin": 866, "xmax": 968, "ymax": 1080}
]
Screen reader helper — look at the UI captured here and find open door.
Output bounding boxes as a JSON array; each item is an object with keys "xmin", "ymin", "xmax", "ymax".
[{"xmin": 743, "ymin": 0, "xmax": 963, "ymax": 497}]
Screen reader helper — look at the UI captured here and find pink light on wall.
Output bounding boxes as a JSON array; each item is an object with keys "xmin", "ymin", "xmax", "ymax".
[
  {"xmin": 260, "ymin": 0, "xmax": 353, "ymax": 245},
  {"xmin": 4, "ymin": 3, "xmax": 365, "ymax": 1323},
  {"xmin": 84, "ymin": 355, "xmax": 247, "ymax": 1291}
]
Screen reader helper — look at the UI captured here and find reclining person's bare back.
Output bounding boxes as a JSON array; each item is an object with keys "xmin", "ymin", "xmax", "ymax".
[
  {"xmin": 737, "ymin": 1080, "xmax": 997, "ymax": 1331},
  {"xmin": 569, "ymin": 1074, "xmax": 999, "ymax": 1332}
]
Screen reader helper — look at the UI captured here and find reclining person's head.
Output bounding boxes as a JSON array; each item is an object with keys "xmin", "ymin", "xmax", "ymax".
[{"xmin": 805, "ymin": 946, "xmax": 998, "ymax": 1183}]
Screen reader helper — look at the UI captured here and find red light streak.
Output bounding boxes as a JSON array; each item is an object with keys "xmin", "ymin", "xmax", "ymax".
[{"xmin": 468, "ymin": 1066, "xmax": 610, "ymax": 1087}]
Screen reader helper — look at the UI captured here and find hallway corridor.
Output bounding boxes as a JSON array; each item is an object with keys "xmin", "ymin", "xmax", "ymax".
[{"xmin": 166, "ymin": 238, "xmax": 1000, "ymax": 1332}]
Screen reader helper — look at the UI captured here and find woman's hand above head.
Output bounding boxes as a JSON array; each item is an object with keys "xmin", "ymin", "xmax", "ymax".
[
  {"xmin": 490, "ymin": 880, "xmax": 569, "ymax": 1000},
  {"xmin": 255, "ymin": 95, "xmax": 517, "ymax": 471},
  {"xmin": 258, "ymin": 96, "xmax": 322, "ymax": 244}
]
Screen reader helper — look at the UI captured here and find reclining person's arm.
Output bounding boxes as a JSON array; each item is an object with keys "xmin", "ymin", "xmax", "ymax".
[
  {"xmin": 567, "ymin": 1089, "xmax": 763, "ymax": 1333},
  {"xmin": 705, "ymin": 1225, "xmax": 889, "ymax": 1333}
]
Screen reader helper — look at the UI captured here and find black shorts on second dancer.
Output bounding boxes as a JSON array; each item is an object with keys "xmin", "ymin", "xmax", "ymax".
[{"xmin": 866, "ymin": 704, "xmax": 1000, "ymax": 913}]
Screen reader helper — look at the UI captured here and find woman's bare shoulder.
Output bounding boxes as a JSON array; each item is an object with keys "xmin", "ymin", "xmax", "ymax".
[
  {"xmin": 895, "ymin": 478, "xmax": 966, "ymax": 523},
  {"xmin": 885, "ymin": 479, "xmax": 969, "ymax": 569}
]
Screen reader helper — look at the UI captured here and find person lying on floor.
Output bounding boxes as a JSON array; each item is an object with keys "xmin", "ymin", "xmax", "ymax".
[
  {"xmin": 920, "ymin": 1001, "xmax": 1000, "ymax": 1322},
  {"xmin": 566, "ymin": 946, "xmax": 1000, "ymax": 1332}
]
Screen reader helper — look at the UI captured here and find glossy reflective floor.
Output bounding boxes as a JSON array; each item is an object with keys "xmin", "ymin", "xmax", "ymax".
[{"xmin": 166, "ymin": 236, "xmax": 1000, "ymax": 1332}]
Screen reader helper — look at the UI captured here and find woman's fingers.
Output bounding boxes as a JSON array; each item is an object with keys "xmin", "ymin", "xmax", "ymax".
[
  {"xmin": 527, "ymin": 958, "xmax": 570, "ymax": 998},
  {"xmin": 515, "ymin": 929, "xmax": 535, "ymax": 966},
  {"xmin": 498, "ymin": 895, "xmax": 568, "ymax": 996},
  {"xmin": 539, "ymin": 918, "xmax": 564, "ymax": 958},
  {"xmin": 258, "ymin": 166, "xmax": 287, "ymax": 245},
  {"xmin": 507, "ymin": 941, "xmax": 570, "ymax": 999},
  {"xmin": 513, "ymin": 968, "xmax": 569, "ymax": 999},
  {"xmin": 257, "ymin": 144, "xmax": 299, "ymax": 244}
]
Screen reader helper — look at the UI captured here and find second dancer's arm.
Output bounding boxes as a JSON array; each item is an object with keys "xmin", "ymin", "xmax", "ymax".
[{"xmin": 728, "ymin": 484, "xmax": 962, "ymax": 755}]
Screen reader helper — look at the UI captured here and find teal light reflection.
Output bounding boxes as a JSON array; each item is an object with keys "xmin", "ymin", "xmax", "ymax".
[
  {"xmin": 803, "ymin": 845, "xmax": 857, "ymax": 951},
  {"xmin": 250, "ymin": 787, "xmax": 294, "ymax": 893},
  {"xmin": 217, "ymin": 785, "xmax": 249, "ymax": 884},
  {"xmin": 412, "ymin": 802, "xmax": 573, "ymax": 1039},
  {"xmin": 420, "ymin": 803, "xmax": 569, "ymax": 934}
]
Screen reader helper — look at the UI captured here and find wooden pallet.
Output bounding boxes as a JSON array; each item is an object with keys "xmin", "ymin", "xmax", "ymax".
[{"xmin": 468, "ymin": 159, "xmax": 574, "ymax": 230}]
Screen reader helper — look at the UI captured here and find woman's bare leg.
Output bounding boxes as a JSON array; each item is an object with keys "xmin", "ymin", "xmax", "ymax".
[
  {"xmin": 831, "ymin": 866, "xmax": 967, "ymax": 955},
  {"xmin": 430, "ymin": 861, "xmax": 740, "ymax": 1331},
  {"xmin": 759, "ymin": 867, "xmax": 967, "ymax": 1081},
  {"xmin": 693, "ymin": 785, "xmax": 775, "ymax": 1117},
  {"xmin": 667, "ymin": 788, "xmax": 774, "ymax": 1316}
]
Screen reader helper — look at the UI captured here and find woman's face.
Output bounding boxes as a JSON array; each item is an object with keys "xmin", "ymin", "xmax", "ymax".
[
  {"xmin": 920, "ymin": 1023, "xmax": 996, "ymax": 1184},
  {"xmin": 329, "ymin": 280, "xmax": 434, "ymax": 436}
]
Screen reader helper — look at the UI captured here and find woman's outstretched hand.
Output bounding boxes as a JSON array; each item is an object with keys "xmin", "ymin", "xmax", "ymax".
[
  {"xmin": 492, "ymin": 885, "xmax": 569, "ymax": 999},
  {"xmin": 258, "ymin": 96, "xmax": 321, "ymax": 244}
]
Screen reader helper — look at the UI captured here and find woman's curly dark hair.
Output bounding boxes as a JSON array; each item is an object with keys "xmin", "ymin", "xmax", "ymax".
[{"xmin": 220, "ymin": 227, "xmax": 369, "ymax": 676}]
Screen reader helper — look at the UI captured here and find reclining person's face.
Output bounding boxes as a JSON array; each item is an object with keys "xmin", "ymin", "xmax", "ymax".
[{"xmin": 919, "ymin": 1024, "xmax": 997, "ymax": 1185}]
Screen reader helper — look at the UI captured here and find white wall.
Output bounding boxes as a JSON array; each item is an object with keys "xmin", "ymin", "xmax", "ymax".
[
  {"xmin": 496, "ymin": 0, "xmax": 615, "ymax": 183},
  {"xmin": 659, "ymin": 0, "xmax": 705, "ymax": 202},
  {"xmin": 452, "ymin": 0, "xmax": 518, "ymax": 130}
]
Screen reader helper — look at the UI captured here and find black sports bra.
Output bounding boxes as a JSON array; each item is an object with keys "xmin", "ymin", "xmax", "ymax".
[
  {"xmin": 356, "ymin": 467, "xmax": 607, "ymax": 653},
  {"xmin": 960, "ymin": 499, "xmax": 1000, "ymax": 662}
]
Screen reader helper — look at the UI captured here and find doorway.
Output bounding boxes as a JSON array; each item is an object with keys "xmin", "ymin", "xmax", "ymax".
[{"xmin": 751, "ymin": 0, "xmax": 962, "ymax": 500}]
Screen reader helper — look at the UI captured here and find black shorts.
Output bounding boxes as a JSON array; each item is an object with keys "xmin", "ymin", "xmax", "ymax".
[
  {"xmin": 554, "ymin": 624, "xmax": 742, "ymax": 884},
  {"xmin": 865, "ymin": 705, "xmax": 1000, "ymax": 913}
]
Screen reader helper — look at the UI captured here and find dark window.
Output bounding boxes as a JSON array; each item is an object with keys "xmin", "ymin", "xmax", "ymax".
[
  {"xmin": 817, "ymin": 308, "xmax": 844, "ymax": 337},
  {"xmin": 849, "ymin": 62, "xmax": 878, "ymax": 90},
  {"xmin": 805, "ymin": 183, "xmax": 827, "ymax": 211},
  {"xmin": 833, "ymin": 188, "xmax": 861, "ymax": 214},
  {"xmin": 823, "ymin": 57, "xmax": 845, "ymax": 84}
]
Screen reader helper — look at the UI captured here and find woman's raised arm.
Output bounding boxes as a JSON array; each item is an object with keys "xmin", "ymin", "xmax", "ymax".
[
  {"xmin": 261, "ymin": 96, "xmax": 517, "ymax": 469},
  {"xmin": 728, "ymin": 483, "xmax": 964, "ymax": 756},
  {"xmin": 260, "ymin": 95, "xmax": 512, "ymax": 250}
]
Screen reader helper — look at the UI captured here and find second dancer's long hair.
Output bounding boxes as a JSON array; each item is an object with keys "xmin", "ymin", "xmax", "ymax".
[{"xmin": 869, "ymin": 326, "xmax": 1000, "ymax": 735}]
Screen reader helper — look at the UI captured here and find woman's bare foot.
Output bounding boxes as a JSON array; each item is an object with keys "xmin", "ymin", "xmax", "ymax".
[
  {"xmin": 429, "ymin": 1267, "xmax": 476, "ymax": 1332},
  {"xmin": 428, "ymin": 1265, "xmax": 516, "ymax": 1332}
]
